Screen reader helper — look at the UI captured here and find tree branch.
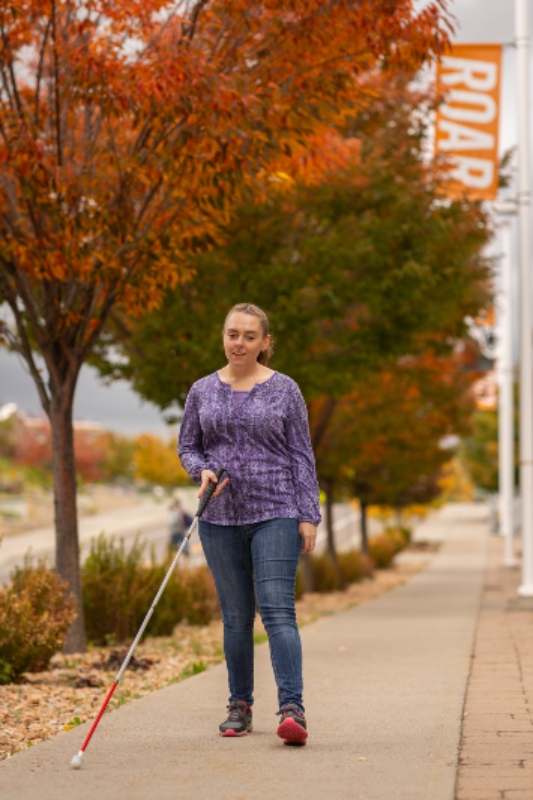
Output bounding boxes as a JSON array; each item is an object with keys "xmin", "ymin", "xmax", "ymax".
[
  {"xmin": 7, "ymin": 268, "xmax": 70, "ymax": 395},
  {"xmin": 50, "ymin": 0, "xmax": 63, "ymax": 166},
  {"xmin": 0, "ymin": 60, "xmax": 16, "ymax": 114},
  {"xmin": 136, "ymin": 175, "xmax": 163, "ymax": 226},
  {"xmin": 0, "ymin": 28, "xmax": 29, "ymax": 123},
  {"xmin": 183, "ymin": 0, "xmax": 210, "ymax": 42},
  {"xmin": 106, "ymin": 309, "xmax": 146, "ymax": 361},
  {"xmin": 79, "ymin": 282, "xmax": 119, "ymax": 363},
  {"xmin": 35, "ymin": 18, "xmax": 52, "ymax": 126},
  {"xmin": 311, "ymin": 397, "xmax": 338, "ymax": 453},
  {"xmin": 0, "ymin": 269, "xmax": 51, "ymax": 414}
]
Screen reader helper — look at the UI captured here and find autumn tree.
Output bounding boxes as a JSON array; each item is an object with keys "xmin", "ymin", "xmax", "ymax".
[
  {"xmin": 102, "ymin": 433, "xmax": 136, "ymax": 483},
  {"xmin": 0, "ymin": 1, "xmax": 451, "ymax": 650},
  {"xmin": 97, "ymin": 78, "xmax": 491, "ymax": 582},
  {"xmin": 10, "ymin": 416, "xmax": 120, "ymax": 483},
  {"xmin": 72, "ymin": 427, "xmax": 110, "ymax": 484},
  {"xmin": 134, "ymin": 433, "xmax": 190, "ymax": 487},
  {"xmin": 461, "ymin": 410, "xmax": 498, "ymax": 494},
  {"xmin": 311, "ymin": 350, "xmax": 476, "ymax": 555},
  {"xmin": 461, "ymin": 384, "xmax": 520, "ymax": 497},
  {"xmin": 100, "ymin": 78, "xmax": 490, "ymax": 427}
]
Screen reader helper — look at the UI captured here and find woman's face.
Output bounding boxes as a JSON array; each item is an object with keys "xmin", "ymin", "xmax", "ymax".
[{"xmin": 223, "ymin": 312, "xmax": 269, "ymax": 369}]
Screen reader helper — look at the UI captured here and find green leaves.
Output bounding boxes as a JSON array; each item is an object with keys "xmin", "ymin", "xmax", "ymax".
[{"xmin": 106, "ymin": 77, "xmax": 490, "ymax": 412}]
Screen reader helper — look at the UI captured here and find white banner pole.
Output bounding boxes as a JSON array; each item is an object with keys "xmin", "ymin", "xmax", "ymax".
[
  {"xmin": 515, "ymin": 0, "xmax": 533, "ymax": 596},
  {"xmin": 497, "ymin": 216, "xmax": 517, "ymax": 566}
]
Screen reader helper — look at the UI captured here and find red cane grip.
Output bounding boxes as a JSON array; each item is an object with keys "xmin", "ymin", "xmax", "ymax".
[{"xmin": 197, "ymin": 468, "xmax": 226, "ymax": 518}]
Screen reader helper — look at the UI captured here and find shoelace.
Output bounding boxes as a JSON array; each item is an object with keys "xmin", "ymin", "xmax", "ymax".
[
  {"xmin": 227, "ymin": 703, "xmax": 247, "ymax": 721},
  {"xmin": 276, "ymin": 704, "xmax": 304, "ymax": 720}
]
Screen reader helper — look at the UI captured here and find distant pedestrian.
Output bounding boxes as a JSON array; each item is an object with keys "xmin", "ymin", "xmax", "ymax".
[
  {"xmin": 178, "ymin": 302, "xmax": 321, "ymax": 746},
  {"xmin": 168, "ymin": 499, "xmax": 193, "ymax": 556}
]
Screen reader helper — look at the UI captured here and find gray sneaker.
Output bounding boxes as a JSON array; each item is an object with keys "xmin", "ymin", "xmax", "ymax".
[
  {"xmin": 219, "ymin": 700, "xmax": 253, "ymax": 737},
  {"xmin": 276, "ymin": 704, "xmax": 308, "ymax": 745}
]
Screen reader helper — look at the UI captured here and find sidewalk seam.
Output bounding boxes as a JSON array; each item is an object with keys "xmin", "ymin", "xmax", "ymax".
[{"xmin": 453, "ymin": 565, "xmax": 485, "ymax": 800}]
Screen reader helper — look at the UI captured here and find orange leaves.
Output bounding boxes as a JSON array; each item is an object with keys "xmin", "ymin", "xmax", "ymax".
[
  {"xmin": 0, "ymin": 0, "xmax": 451, "ymax": 350},
  {"xmin": 266, "ymin": 128, "xmax": 362, "ymax": 188},
  {"xmin": 310, "ymin": 339, "xmax": 475, "ymax": 498},
  {"xmin": 134, "ymin": 433, "xmax": 189, "ymax": 487}
]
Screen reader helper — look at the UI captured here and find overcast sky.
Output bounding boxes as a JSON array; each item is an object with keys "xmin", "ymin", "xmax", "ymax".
[{"xmin": 0, "ymin": 0, "xmax": 528, "ymax": 436}]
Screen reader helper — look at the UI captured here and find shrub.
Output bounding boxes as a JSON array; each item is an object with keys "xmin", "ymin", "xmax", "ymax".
[
  {"xmin": 82, "ymin": 533, "xmax": 219, "ymax": 644},
  {"xmin": 181, "ymin": 565, "xmax": 220, "ymax": 626},
  {"xmin": 384, "ymin": 526, "xmax": 411, "ymax": 553},
  {"xmin": 296, "ymin": 550, "xmax": 374, "ymax": 596},
  {"xmin": 294, "ymin": 565, "xmax": 305, "ymax": 600},
  {"xmin": 82, "ymin": 534, "xmax": 159, "ymax": 645},
  {"xmin": 338, "ymin": 550, "xmax": 374, "ymax": 585},
  {"xmin": 368, "ymin": 534, "xmax": 397, "ymax": 569},
  {"xmin": 0, "ymin": 559, "xmax": 77, "ymax": 683},
  {"xmin": 384, "ymin": 529, "xmax": 406, "ymax": 555},
  {"xmin": 149, "ymin": 563, "xmax": 219, "ymax": 635},
  {"xmin": 309, "ymin": 553, "xmax": 338, "ymax": 593},
  {"xmin": 398, "ymin": 526, "xmax": 412, "ymax": 545}
]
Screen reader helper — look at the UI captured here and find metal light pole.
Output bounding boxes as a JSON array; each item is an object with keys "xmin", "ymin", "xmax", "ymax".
[
  {"xmin": 496, "ymin": 213, "xmax": 516, "ymax": 567},
  {"xmin": 515, "ymin": 0, "xmax": 533, "ymax": 596}
]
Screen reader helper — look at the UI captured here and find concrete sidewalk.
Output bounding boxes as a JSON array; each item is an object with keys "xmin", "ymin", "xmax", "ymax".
[{"xmin": 0, "ymin": 503, "xmax": 520, "ymax": 799}]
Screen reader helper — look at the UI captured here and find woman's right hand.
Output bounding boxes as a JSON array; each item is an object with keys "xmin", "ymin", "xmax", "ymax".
[{"xmin": 199, "ymin": 469, "xmax": 229, "ymax": 500}]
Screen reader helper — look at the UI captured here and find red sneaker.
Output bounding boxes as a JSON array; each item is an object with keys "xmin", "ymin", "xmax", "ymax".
[{"xmin": 276, "ymin": 704, "xmax": 308, "ymax": 745}]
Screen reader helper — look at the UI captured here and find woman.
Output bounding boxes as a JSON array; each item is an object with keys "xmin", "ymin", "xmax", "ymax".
[{"xmin": 178, "ymin": 302, "xmax": 321, "ymax": 746}]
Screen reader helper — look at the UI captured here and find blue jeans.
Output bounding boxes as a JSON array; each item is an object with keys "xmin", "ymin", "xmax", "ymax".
[{"xmin": 199, "ymin": 518, "xmax": 303, "ymax": 711}]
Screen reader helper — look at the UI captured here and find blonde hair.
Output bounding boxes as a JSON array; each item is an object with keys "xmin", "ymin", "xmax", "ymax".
[{"xmin": 223, "ymin": 303, "xmax": 274, "ymax": 365}]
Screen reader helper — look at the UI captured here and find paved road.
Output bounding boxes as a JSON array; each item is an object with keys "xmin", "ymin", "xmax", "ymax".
[
  {"xmin": 0, "ymin": 503, "xmax": 489, "ymax": 799},
  {"xmin": 0, "ymin": 493, "xmax": 373, "ymax": 584},
  {"xmin": 0, "ymin": 499, "xmax": 169, "ymax": 585}
]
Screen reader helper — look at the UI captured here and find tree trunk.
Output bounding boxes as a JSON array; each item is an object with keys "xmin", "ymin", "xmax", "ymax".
[
  {"xmin": 395, "ymin": 507, "xmax": 403, "ymax": 529},
  {"xmin": 324, "ymin": 479, "xmax": 342, "ymax": 587},
  {"xmin": 49, "ymin": 394, "xmax": 86, "ymax": 653},
  {"xmin": 360, "ymin": 500, "xmax": 369, "ymax": 554},
  {"xmin": 310, "ymin": 398, "xmax": 337, "ymax": 452}
]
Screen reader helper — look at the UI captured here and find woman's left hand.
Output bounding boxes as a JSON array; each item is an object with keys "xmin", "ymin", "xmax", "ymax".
[{"xmin": 299, "ymin": 522, "xmax": 317, "ymax": 554}]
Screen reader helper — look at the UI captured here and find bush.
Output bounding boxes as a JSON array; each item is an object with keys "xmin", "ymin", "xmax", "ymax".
[
  {"xmin": 148, "ymin": 563, "xmax": 219, "ymax": 635},
  {"xmin": 308, "ymin": 553, "xmax": 338, "ymax": 593},
  {"xmin": 295, "ymin": 565, "xmax": 305, "ymax": 600},
  {"xmin": 180, "ymin": 565, "xmax": 220, "ymax": 627},
  {"xmin": 338, "ymin": 550, "xmax": 374, "ymax": 585},
  {"xmin": 82, "ymin": 533, "xmax": 219, "ymax": 645},
  {"xmin": 368, "ymin": 534, "xmax": 397, "ymax": 569},
  {"xmin": 383, "ymin": 529, "xmax": 406, "ymax": 555},
  {"xmin": 82, "ymin": 534, "xmax": 159, "ymax": 644},
  {"xmin": 0, "ymin": 559, "xmax": 77, "ymax": 683},
  {"xmin": 296, "ymin": 549, "xmax": 375, "ymax": 596},
  {"xmin": 398, "ymin": 526, "xmax": 412, "ymax": 545}
]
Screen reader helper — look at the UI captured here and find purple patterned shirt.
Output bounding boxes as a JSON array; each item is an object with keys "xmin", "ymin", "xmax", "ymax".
[{"xmin": 178, "ymin": 371, "xmax": 321, "ymax": 526}]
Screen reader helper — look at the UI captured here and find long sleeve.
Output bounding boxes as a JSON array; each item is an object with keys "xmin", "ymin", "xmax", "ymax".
[
  {"xmin": 284, "ymin": 382, "xmax": 322, "ymax": 526},
  {"xmin": 176, "ymin": 371, "xmax": 320, "ymax": 526},
  {"xmin": 178, "ymin": 385, "xmax": 215, "ymax": 484}
]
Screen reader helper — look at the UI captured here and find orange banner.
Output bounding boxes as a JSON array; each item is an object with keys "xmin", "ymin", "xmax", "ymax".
[{"xmin": 435, "ymin": 44, "xmax": 502, "ymax": 201}]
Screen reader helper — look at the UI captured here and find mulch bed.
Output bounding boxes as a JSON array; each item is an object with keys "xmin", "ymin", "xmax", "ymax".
[{"xmin": 0, "ymin": 561, "xmax": 424, "ymax": 760}]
